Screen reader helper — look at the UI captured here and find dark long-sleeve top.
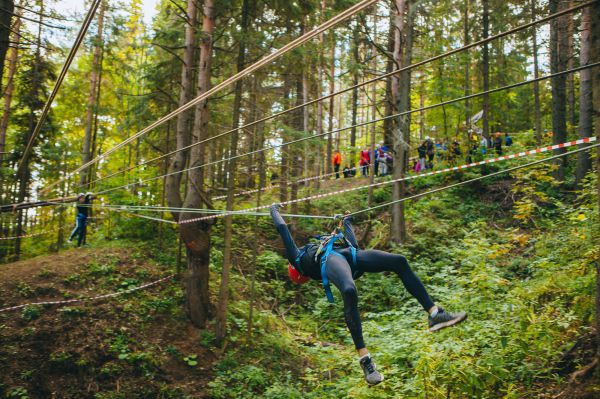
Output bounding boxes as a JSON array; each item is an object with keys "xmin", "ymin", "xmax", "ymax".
[
  {"xmin": 270, "ymin": 205, "xmax": 359, "ymax": 280},
  {"xmin": 76, "ymin": 197, "xmax": 91, "ymax": 217}
]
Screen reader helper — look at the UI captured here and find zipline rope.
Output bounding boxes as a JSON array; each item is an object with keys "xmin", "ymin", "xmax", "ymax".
[
  {"xmin": 179, "ymin": 137, "xmax": 597, "ymax": 223},
  {"xmin": 17, "ymin": 0, "xmax": 102, "ymax": 176},
  {"xmin": 42, "ymin": 0, "xmax": 380, "ymax": 195},
  {"xmin": 0, "ymin": 274, "xmax": 174, "ymax": 313},
  {"xmin": 92, "ymin": 63, "xmax": 600, "ymax": 197},
  {"xmin": 74, "ymin": 0, "xmax": 596, "ymax": 193}
]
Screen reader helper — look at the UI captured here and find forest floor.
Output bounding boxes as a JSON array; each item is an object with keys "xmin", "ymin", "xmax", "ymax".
[{"xmin": 0, "ymin": 245, "xmax": 217, "ymax": 399}]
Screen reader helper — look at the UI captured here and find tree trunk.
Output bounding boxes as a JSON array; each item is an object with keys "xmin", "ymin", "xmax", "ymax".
[
  {"xmin": 464, "ymin": 0, "xmax": 470, "ymax": 130},
  {"xmin": 482, "ymin": 0, "xmax": 490, "ymax": 141},
  {"xmin": 80, "ymin": 1, "xmax": 105, "ymax": 186},
  {"xmin": 566, "ymin": 1, "xmax": 575, "ymax": 130},
  {"xmin": 0, "ymin": 0, "xmax": 14, "ymax": 92},
  {"xmin": 575, "ymin": 5, "xmax": 592, "ymax": 183},
  {"xmin": 326, "ymin": 38, "xmax": 335, "ymax": 175},
  {"xmin": 390, "ymin": 0, "xmax": 411, "ymax": 245},
  {"xmin": 181, "ymin": 0, "xmax": 217, "ymax": 328},
  {"xmin": 0, "ymin": 9, "xmax": 20, "ymax": 165},
  {"xmin": 549, "ymin": 0, "xmax": 568, "ymax": 181},
  {"xmin": 588, "ymin": 0, "xmax": 600, "ymax": 359},
  {"xmin": 350, "ymin": 25, "xmax": 360, "ymax": 165},
  {"xmin": 166, "ymin": 0, "xmax": 196, "ymax": 210},
  {"xmin": 215, "ymin": 0, "xmax": 250, "ymax": 344},
  {"xmin": 531, "ymin": 0, "xmax": 542, "ymax": 146}
]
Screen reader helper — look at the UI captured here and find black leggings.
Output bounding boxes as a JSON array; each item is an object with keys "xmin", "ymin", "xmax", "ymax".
[{"xmin": 326, "ymin": 249, "xmax": 435, "ymax": 350}]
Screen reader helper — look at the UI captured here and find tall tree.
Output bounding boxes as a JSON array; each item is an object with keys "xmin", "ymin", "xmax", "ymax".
[
  {"xmin": 481, "ymin": 0, "xmax": 490, "ymax": 141},
  {"xmin": 549, "ymin": 0, "xmax": 568, "ymax": 181},
  {"xmin": 575, "ymin": 5, "xmax": 592, "ymax": 183},
  {"xmin": 390, "ymin": 0, "xmax": 412, "ymax": 244},
  {"xmin": 79, "ymin": 0, "xmax": 106, "ymax": 186},
  {"xmin": 166, "ymin": 0, "xmax": 196, "ymax": 209},
  {"xmin": 216, "ymin": 0, "xmax": 251, "ymax": 344},
  {"xmin": 0, "ymin": 0, "xmax": 14, "ymax": 92},
  {"xmin": 531, "ymin": 0, "xmax": 542, "ymax": 145},
  {"xmin": 0, "ymin": 7, "xmax": 20, "ymax": 165}
]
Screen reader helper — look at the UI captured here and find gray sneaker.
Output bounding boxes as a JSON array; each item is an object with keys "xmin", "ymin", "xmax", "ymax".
[
  {"xmin": 428, "ymin": 308, "xmax": 467, "ymax": 332},
  {"xmin": 359, "ymin": 355, "xmax": 384, "ymax": 386}
]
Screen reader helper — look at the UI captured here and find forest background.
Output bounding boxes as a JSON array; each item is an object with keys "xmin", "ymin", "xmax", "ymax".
[{"xmin": 1, "ymin": 0, "xmax": 600, "ymax": 397}]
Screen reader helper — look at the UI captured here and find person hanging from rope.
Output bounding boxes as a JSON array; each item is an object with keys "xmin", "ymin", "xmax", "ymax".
[
  {"xmin": 270, "ymin": 204, "xmax": 467, "ymax": 386},
  {"xmin": 68, "ymin": 193, "xmax": 93, "ymax": 247}
]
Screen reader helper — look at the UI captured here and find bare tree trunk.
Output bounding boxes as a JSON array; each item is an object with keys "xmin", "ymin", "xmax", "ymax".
[
  {"xmin": 350, "ymin": 25, "xmax": 360, "ymax": 165},
  {"xmin": 166, "ymin": 0, "xmax": 196, "ymax": 210},
  {"xmin": 482, "ymin": 0, "xmax": 490, "ymax": 141},
  {"xmin": 390, "ymin": 0, "xmax": 411, "ymax": 244},
  {"xmin": 576, "ymin": 5, "xmax": 592, "ymax": 183},
  {"xmin": 316, "ymin": 7, "xmax": 325, "ymax": 185},
  {"xmin": 566, "ymin": 1, "xmax": 575, "ymax": 130},
  {"xmin": 80, "ymin": 1, "xmax": 106, "ymax": 186},
  {"xmin": 181, "ymin": 0, "xmax": 217, "ymax": 328},
  {"xmin": 0, "ymin": 9, "xmax": 20, "ymax": 165},
  {"xmin": 531, "ymin": 0, "xmax": 542, "ymax": 146},
  {"xmin": 216, "ymin": 0, "xmax": 250, "ymax": 344},
  {"xmin": 549, "ymin": 0, "xmax": 568, "ymax": 181}
]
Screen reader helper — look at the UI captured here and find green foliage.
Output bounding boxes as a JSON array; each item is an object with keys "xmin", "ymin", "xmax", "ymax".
[
  {"xmin": 6, "ymin": 387, "xmax": 29, "ymax": 399},
  {"xmin": 20, "ymin": 306, "xmax": 40, "ymax": 322}
]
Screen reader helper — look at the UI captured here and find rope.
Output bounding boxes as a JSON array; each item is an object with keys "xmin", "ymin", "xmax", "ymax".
[
  {"xmin": 42, "ymin": 0, "xmax": 380, "ymax": 195},
  {"xmin": 348, "ymin": 142, "xmax": 600, "ymax": 217},
  {"xmin": 74, "ymin": 0, "xmax": 596, "ymax": 192},
  {"xmin": 179, "ymin": 137, "xmax": 597, "ymax": 223},
  {"xmin": 0, "ymin": 230, "xmax": 51, "ymax": 241},
  {"xmin": 93, "ymin": 63, "xmax": 600, "ymax": 197},
  {"xmin": 17, "ymin": 0, "xmax": 102, "ymax": 176},
  {"xmin": 0, "ymin": 274, "xmax": 174, "ymax": 313}
]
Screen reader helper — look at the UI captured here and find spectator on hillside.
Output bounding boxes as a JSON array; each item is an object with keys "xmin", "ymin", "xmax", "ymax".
[
  {"xmin": 359, "ymin": 147, "xmax": 370, "ymax": 177},
  {"xmin": 425, "ymin": 137, "xmax": 435, "ymax": 169},
  {"xmin": 494, "ymin": 132, "xmax": 503, "ymax": 155},
  {"xmin": 333, "ymin": 149, "xmax": 342, "ymax": 179},
  {"xmin": 417, "ymin": 141, "xmax": 427, "ymax": 171},
  {"xmin": 343, "ymin": 165, "xmax": 354, "ymax": 178},
  {"xmin": 480, "ymin": 136, "xmax": 487, "ymax": 155},
  {"xmin": 505, "ymin": 132, "xmax": 513, "ymax": 147}
]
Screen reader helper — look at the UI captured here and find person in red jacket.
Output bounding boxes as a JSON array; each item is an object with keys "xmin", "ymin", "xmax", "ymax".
[
  {"xmin": 333, "ymin": 149, "xmax": 342, "ymax": 179},
  {"xmin": 359, "ymin": 147, "xmax": 370, "ymax": 177}
]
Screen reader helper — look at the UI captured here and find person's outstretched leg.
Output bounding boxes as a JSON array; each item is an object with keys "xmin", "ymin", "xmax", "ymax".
[
  {"xmin": 356, "ymin": 249, "xmax": 466, "ymax": 331},
  {"xmin": 69, "ymin": 217, "xmax": 81, "ymax": 242},
  {"xmin": 326, "ymin": 253, "xmax": 383, "ymax": 385}
]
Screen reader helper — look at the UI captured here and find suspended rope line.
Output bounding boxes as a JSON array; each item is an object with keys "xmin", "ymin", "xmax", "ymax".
[
  {"xmin": 179, "ymin": 137, "xmax": 597, "ymax": 223},
  {"xmin": 16, "ymin": 0, "xmax": 102, "ymax": 176},
  {"xmin": 0, "ymin": 274, "xmax": 174, "ymax": 313},
  {"xmin": 42, "ymin": 0, "xmax": 380, "ymax": 195},
  {"xmin": 0, "ymin": 230, "xmax": 51, "ymax": 241},
  {"xmin": 348, "ymin": 142, "xmax": 600, "ymax": 217},
  {"xmin": 92, "ymin": 63, "xmax": 600, "ymax": 197},
  {"xmin": 74, "ymin": 0, "xmax": 595, "ymax": 193}
]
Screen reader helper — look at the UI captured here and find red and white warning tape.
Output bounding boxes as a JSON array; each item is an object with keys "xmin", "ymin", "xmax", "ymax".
[
  {"xmin": 183, "ymin": 137, "xmax": 596, "ymax": 224},
  {"xmin": 0, "ymin": 274, "xmax": 174, "ymax": 313}
]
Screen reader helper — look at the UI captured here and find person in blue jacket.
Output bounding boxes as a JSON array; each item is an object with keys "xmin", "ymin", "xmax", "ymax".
[
  {"xmin": 69, "ymin": 193, "xmax": 92, "ymax": 247},
  {"xmin": 270, "ymin": 204, "xmax": 467, "ymax": 385}
]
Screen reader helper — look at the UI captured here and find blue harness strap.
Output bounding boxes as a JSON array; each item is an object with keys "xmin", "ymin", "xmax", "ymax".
[
  {"xmin": 294, "ymin": 247, "xmax": 308, "ymax": 275},
  {"xmin": 320, "ymin": 233, "xmax": 360, "ymax": 303}
]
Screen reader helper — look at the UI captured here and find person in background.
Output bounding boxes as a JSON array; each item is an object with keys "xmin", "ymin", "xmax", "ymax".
[
  {"xmin": 505, "ymin": 132, "xmax": 513, "ymax": 147},
  {"xmin": 373, "ymin": 144, "xmax": 381, "ymax": 177},
  {"xmin": 343, "ymin": 165, "xmax": 352, "ymax": 178},
  {"xmin": 425, "ymin": 137, "xmax": 435, "ymax": 169},
  {"xmin": 480, "ymin": 136, "xmax": 487, "ymax": 155},
  {"xmin": 69, "ymin": 193, "xmax": 93, "ymax": 247},
  {"xmin": 417, "ymin": 141, "xmax": 427, "ymax": 171},
  {"xmin": 413, "ymin": 158, "xmax": 421, "ymax": 173},
  {"xmin": 494, "ymin": 132, "xmax": 503, "ymax": 155},
  {"xmin": 333, "ymin": 149, "xmax": 342, "ymax": 179},
  {"xmin": 379, "ymin": 143, "xmax": 390, "ymax": 176},
  {"xmin": 359, "ymin": 147, "xmax": 370, "ymax": 177}
]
